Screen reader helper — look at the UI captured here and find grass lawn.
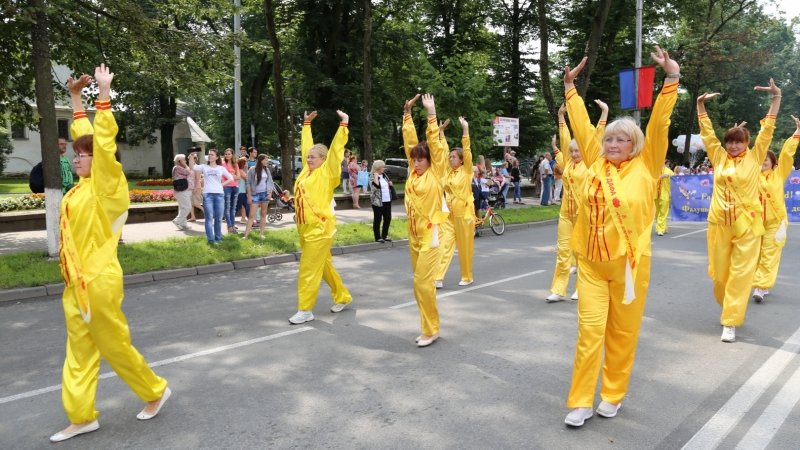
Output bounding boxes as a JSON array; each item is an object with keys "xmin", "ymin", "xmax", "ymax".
[
  {"xmin": 0, "ymin": 205, "xmax": 559, "ymax": 289},
  {"xmin": 0, "ymin": 177, "xmax": 168, "ymax": 195}
]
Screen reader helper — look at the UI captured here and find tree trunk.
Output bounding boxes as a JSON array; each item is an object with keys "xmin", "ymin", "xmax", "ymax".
[
  {"xmin": 537, "ymin": 0, "xmax": 556, "ymax": 126},
  {"xmin": 362, "ymin": 0, "xmax": 374, "ymax": 162},
  {"xmin": 159, "ymin": 93, "xmax": 177, "ymax": 176},
  {"xmin": 30, "ymin": 0, "xmax": 61, "ymax": 256},
  {"xmin": 577, "ymin": 0, "xmax": 612, "ymax": 97},
  {"xmin": 264, "ymin": 0, "xmax": 291, "ymax": 186},
  {"xmin": 507, "ymin": 0, "xmax": 521, "ymax": 117}
]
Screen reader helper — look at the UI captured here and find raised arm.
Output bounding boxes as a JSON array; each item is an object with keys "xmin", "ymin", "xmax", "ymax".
[
  {"xmin": 90, "ymin": 64, "xmax": 124, "ymax": 196},
  {"xmin": 642, "ymin": 46, "xmax": 680, "ymax": 178},
  {"xmin": 301, "ymin": 110, "xmax": 318, "ymax": 164},
  {"xmin": 594, "ymin": 99, "xmax": 609, "ymax": 143},
  {"xmin": 438, "ymin": 118, "xmax": 451, "ymax": 172},
  {"xmin": 323, "ymin": 110, "xmax": 350, "ymax": 182},
  {"xmin": 67, "ymin": 74, "xmax": 93, "ymax": 140},
  {"xmin": 402, "ymin": 94, "xmax": 421, "ymax": 161},
  {"xmin": 460, "ymin": 117, "xmax": 472, "ymax": 177},
  {"xmin": 563, "ymin": 57, "xmax": 601, "ymax": 166},
  {"xmin": 422, "ymin": 94, "xmax": 445, "ymax": 180},
  {"xmin": 752, "ymin": 79, "xmax": 781, "ymax": 162},
  {"xmin": 778, "ymin": 115, "xmax": 800, "ymax": 180},
  {"xmin": 556, "ymin": 104, "xmax": 570, "ymax": 167},
  {"xmin": 697, "ymin": 92, "xmax": 724, "ymax": 164}
]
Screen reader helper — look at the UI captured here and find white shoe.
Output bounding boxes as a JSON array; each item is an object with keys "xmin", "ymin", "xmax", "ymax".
[
  {"xmin": 434, "ymin": 280, "xmax": 443, "ymax": 289},
  {"xmin": 330, "ymin": 300, "xmax": 352, "ymax": 313},
  {"xmin": 546, "ymin": 293, "xmax": 565, "ymax": 303},
  {"xmin": 564, "ymin": 407, "xmax": 593, "ymax": 427},
  {"xmin": 137, "ymin": 387, "xmax": 172, "ymax": 420},
  {"xmin": 289, "ymin": 310, "xmax": 314, "ymax": 324},
  {"xmin": 417, "ymin": 333, "xmax": 439, "ymax": 347},
  {"xmin": 49, "ymin": 420, "xmax": 100, "ymax": 442},
  {"xmin": 657, "ymin": 231, "xmax": 664, "ymax": 236},
  {"xmin": 569, "ymin": 266, "xmax": 577, "ymax": 275},
  {"xmin": 458, "ymin": 279, "xmax": 474, "ymax": 286},
  {"xmin": 596, "ymin": 400, "xmax": 621, "ymax": 418},
  {"xmin": 721, "ymin": 326, "xmax": 736, "ymax": 343},
  {"xmin": 752, "ymin": 288, "xmax": 766, "ymax": 303},
  {"xmin": 571, "ymin": 290, "xmax": 579, "ymax": 300}
]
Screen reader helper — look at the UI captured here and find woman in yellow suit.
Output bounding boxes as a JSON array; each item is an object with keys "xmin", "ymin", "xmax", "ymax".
[
  {"xmin": 752, "ymin": 115, "xmax": 799, "ymax": 302},
  {"xmin": 435, "ymin": 116, "xmax": 475, "ymax": 288},
  {"xmin": 546, "ymin": 101, "xmax": 607, "ymax": 303},
  {"xmin": 654, "ymin": 160, "xmax": 675, "ymax": 236},
  {"xmin": 288, "ymin": 110, "xmax": 353, "ymax": 324},
  {"xmin": 402, "ymin": 94, "xmax": 448, "ymax": 347},
  {"xmin": 561, "ymin": 47, "xmax": 680, "ymax": 427},
  {"xmin": 50, "ymin": 65, "xmax": 170, "ymax": 443},
  {"xmin": 696, "ymin": 79, "xmax": 781, "ymax": 343}
]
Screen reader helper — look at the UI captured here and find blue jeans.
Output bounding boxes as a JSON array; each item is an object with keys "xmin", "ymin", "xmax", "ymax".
[
  {"xmin": 203, "ymin": 193, "xmax": 224, "ymax": 243},
  {"xmin": 541, "ymin": 176, "xmax": 552, "ymax": 205},
  {"xmin": 236, "ymin": 191, "xmax": 249, "ymax": 219},
  {"xmin": 513, "ymin": 181, "xmax": 521, "ymax": 201},
  {"xmin": 223, "ymin": 186, "xmax": 238, "ymax": 228}
]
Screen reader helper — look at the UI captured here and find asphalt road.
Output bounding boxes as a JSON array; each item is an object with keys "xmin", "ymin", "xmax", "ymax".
[{"xmin": 1, "ymin": 222, "xmax": 799, "ymax": 449}]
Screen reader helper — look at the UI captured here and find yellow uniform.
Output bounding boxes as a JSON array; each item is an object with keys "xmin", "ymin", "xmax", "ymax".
[
  {"xmin": 548, "ymin": 120, "xmax": 601, "ymax": 297},
  {"xmin": 403, "ymin": 114, "xmax": 448, "ymax": 336},
  {"xmin": 753, "ymin": 134, "xmax": 798, "ymax": 290},
  {"xmin": 59, "ymin": 102, "xmax": 167, "ymax": 424},
  {"xmin": 294, "ymin": 121, "xmax": 352, "ymax": 311},
  {"xmin": 565, "ymin": 81, "xmax": 678, "ymax": 408},
  {"xmin": 437, "ymin": 134, "xmax": 475, "ymax": 284},
  {"xmin": 654, "ymin": 166, "xmax": 674, "ymax": 234},
  {"xmin": 699, "ymin": 112, "xmax": 775, "ymax": 326}
]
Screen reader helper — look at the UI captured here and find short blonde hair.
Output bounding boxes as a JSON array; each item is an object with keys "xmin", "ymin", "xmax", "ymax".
[
  {"xmin": 309, "ymin": 144, "xmax": 328, "ymax": 159},
  {"xmin": 568, "ymin": 139, "xmax": 579, "ymax": 152},
  {"xmin": 173, "ymin": 153, "xmax": 186, "ymax": 162},
  {"xmin": 372, "ymin": 159, "xmax": 385, "ymax": 173},
  {"xmin": 603, "ymin": 117, "xmax": 644, "ymax": 158}
]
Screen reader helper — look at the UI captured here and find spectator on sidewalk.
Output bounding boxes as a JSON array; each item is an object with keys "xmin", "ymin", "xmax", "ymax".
[
  {"xmin": 349, "ymin": 154, "xmax": 361, "ymax": 208},
  {"xmin": 243, "ymin": 154, "xmax": 274, "ymax": 238},
  {"xmin": 539, "ymin": 152, "xmax": 553, "ymax": 205},
  {"xmin": 370, "ymin": 159, "xmax": 393, "ymax": 242},
  {"xmin": 236, "ymin": 157, "xmax": 249, "ymax": 225},
  {"xmin": 171, "ymin": 154, "xmax": 192, "ymax": 230},
  {"xmin": 341, "ymin": 149, "xmax": 351, "ymax": 194},
  {"xmin": 59, "ymin": 137, "xmax": 75, "ymax": 194},
  {"xmin": 193, "ymin": 149, "xmax": 235, "ymax": 244},
  {"xmin": 187, "ymin": 151, "xmax": 203, "ymax": 222}
]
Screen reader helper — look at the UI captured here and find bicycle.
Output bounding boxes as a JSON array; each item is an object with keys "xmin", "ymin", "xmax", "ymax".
[{"xmin": 474, "ymin": 204, "xmax": 505, "ymax": 236}]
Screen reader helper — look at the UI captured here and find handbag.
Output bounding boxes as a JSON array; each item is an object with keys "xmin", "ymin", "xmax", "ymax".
[
  {"xmin": 172, "ymin": 178, "xmax": 189, "ymax": 191},
  {"xmin": 389, "ymin": 184, "xmax": 398, "ymax": 201}
]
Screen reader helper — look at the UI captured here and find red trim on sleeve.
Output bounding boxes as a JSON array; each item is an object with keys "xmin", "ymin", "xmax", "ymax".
[
  {"xmin": 427, "ymin": 117, "xmax": 437, "ymax": 124},
  {"xmin": 565, "ymin": 88, "xmax": 577, "ymax": 101},
  {"xmin": 698, "ymin": 112, "xmax": 708, "ymax": 119},
  {"xmin": 340, "ymin": 122, "xmax": 348, "ymax": 127},
  {"xmin": 303, "ymin": 121, "xmax": 311, "ymax": 125},
  {"xmin": 765, "ymin": 114, "xmax": 777, "ymax": 119},
  {"xmin": 72, "ymin": 112, "xmax": 88, "ymax": 120},
  {"xmin": 94, "ymin": 100, "xmax": 111, "ymax": 110}
]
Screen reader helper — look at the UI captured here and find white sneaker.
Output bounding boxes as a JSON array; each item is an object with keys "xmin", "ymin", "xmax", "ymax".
[
  {"xmin": 721, "ymin": 326, "xmax": 736, "ymax": 343},
  {"xmin": 458, "ymin": 279, "xmax": 474, "ymax": 286},
  {"xmin": 546, "ymin": 293, "xmax": 565, "ymax": 303},
  {"xmin": 596, "ymin": 400, "xmax": 621, "ymax": 418},
  {"xmin": 435, "ymin": 280, "xmax": 443, "ymax": 289},
  {"xmin": 752, "ymin": 288, "xmax": 766, "ymax": 303},
  {"xmin": 330, "ymin": 300, "xmax": 352, "ymax": 313},
  {"xmin": 569, "ymin": 266, "xmax": 577, "ymax": 275},
  {"xmin": 289, "ymin": 310, "xmax": 314, "ymax": 324},
  {"xmin": 564, "ymin": 407, "xmax": 593, "ymax": 427},
  {"xmin": 49, "ymin": 420, "xmax": 100, "ymax": 442},
  {"xmin": 571, "ymin": 290, "xmax": 579, "ymax": 300}
]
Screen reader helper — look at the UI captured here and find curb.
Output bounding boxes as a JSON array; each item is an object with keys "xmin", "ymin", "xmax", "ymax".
[{"xmin": 0, "ymin": 218, "xmax": 557, "ymax": 304}]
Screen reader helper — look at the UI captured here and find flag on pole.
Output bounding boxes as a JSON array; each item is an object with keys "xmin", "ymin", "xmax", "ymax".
[{"xmin": 619, "ymin": 65, "xmax": 657, "ymax": 110}]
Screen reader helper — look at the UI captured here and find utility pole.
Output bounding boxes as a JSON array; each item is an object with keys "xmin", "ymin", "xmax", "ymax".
[
  {"xmin": 633, "ymin": 0, "xmax": 643, "ymax": 126},
  {"xmin": 234, "ymin": 0, "xmax": 242, "ymax": 150}
]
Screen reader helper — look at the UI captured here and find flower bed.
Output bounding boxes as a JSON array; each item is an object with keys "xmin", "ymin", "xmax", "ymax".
[
  {"xmin": 129, "ymin": 189, "xmax": 175, "ymax": 202},
  {"xmin": 135, "ymin": 178, "xmax": 173, "ymax": 186},
  {"xmin": 1, "ymin": 190, "xmax": 175, "ymax": 212}
]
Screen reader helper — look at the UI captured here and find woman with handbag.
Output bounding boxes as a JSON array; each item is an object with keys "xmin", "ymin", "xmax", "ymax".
[
  {"xmin": 370, "ymin": 160, "xmax": 394, "ymax": 242},
  {"xmin": 171, "ymin": 154, "xmax": 192, "ymax": 230}
]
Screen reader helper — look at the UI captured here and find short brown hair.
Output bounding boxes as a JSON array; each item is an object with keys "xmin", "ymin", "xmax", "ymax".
[
  {"xmin": 723, "ymin": 126, "xmax": 750, "ymax": 145},
  {"xmin": 73, "ymin": 135, "xmax": 93, "ymax": 155},
  {"xmin": 410, "ymin": 142, "xmax": 431, "ymax": 163},
  {"xmin": 765, "ymin": 150, "xmax": 777, "ymax": 168}
]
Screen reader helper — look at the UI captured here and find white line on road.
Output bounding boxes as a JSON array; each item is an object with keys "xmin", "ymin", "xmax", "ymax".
[
  {"xmin": 735, "ymin": 362, "xmax": 800, "ymax": 450},
  {"xmin": 0, "ymin": 326, "xmax": 314, "ymax": 405},
  {"xmin": 671, "ymin": 228, "xmax": 708, "ymax": 239},
  {"xmin": 680, "ymin": 326, "xmax": 800, "ymax": 450},
  {"xmin": 389, "ymin": 270, "xmax": 546, "ymax": 309}
]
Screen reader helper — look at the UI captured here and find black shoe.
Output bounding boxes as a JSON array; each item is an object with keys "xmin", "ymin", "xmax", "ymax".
[
  {"xmin": 376, "ymin": 238, "xmax": 385, "ymax": 243},
  {"xmin": 383, "ymin": 237, "xmax": 392, "ymax": 242}
]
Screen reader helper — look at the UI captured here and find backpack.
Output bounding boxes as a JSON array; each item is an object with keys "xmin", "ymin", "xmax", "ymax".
[{"xmin": 29, "ymin": 162, "xmax": 44, "ymax": 193}]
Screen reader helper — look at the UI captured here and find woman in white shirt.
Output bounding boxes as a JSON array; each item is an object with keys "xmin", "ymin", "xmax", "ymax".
[
  {"xmin": 244, "ymin": 154, "xmax": 275, "ymax": 238},
  {"xmin": 192, "ymin": 149, "xmax": 235, "ymax": 244},
  {"xmin": 369, "ymin": 160, "xmax": 394, "ymax": 242}
]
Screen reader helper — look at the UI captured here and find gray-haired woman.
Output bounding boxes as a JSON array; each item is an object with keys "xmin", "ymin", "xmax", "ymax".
[
  {"xmin": 171, "ymin": 154, "xmax": 192, "ymax": 230},
  {"xmin": 370, "ymin": 160, "xmax": 393, "ymax": 242}
]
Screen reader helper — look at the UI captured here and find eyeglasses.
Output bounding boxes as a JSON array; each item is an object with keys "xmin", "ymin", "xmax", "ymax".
[
  {"xmin": 74, "ymin": 153, "xmax": 93, "ymax": 160},
  {"xmin": 603, "ymin": 137, "xmax": 632, "ymax": 145}
]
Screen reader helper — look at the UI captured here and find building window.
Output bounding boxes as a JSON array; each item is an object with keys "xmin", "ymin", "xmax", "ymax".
[
  {"xmin": 11, "ymin": 123, "xmax": 27, "ymax": 140},
  {"xmin": 58, "ymin": 119, "xmax": 70, "ymax": 141}
]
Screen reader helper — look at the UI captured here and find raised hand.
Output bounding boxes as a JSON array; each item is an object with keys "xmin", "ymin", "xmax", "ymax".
[
  {"xmin": 304, "ymin": 110, "xmax": 318, "ymax": 122},
  {"xmin": 94, "ymin": 63, "xmax": 113, "ymax": 90},
  {"xmin": 439, "ymin": 118, "xmax": 451, "ymax": 131},
  {"xmin": 754, "ymin": 78, "xmax": 781, "ymax": 96},
  {"xmin": 557, "ymin": 104, "xmax": 566, "ymax": 118},
  {"xmin": 404, "ymin": 94, "xmax": 421, "ymax": 114},
  {"xmin": 792, "ymin": 115, "xmax": 800, "ymax": 134},
  {"xmin": 551, "ymin": 134, "xmax": 558, "ymax": 151},
  {"xmin": 458, "ymin": 116, "xmax": 469, "ymax": 136},
  {"xmin": 336, "ymin": 109, "xmax": 349, "ymax": 124},
  {"xmin": 733, "ymin": 121, "xmax": 748, "ymax": 129},
  {"xmin": 421, "ymin": 93, "xmax": 436, "ymax": 115},
  {"xmin": 594, "ymin": 99, "xmax": 608, "ymax": 112},
  {"xmin": 697, "ymin": 92, "xmax": 721, "ymax": 104},
  {"xmin": 66, "ymin": 74, "xmax": 92, "ymax": 96},
  {"xmin": 651, "ymin": 45, "xmax": 680, "ymax": 76},
  {"xmin": 564, "ymin": 57, "xmax": 587, "ymax": 85}
]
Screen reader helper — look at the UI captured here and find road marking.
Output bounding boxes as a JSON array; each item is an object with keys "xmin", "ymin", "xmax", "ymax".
[
  {"xmin": 681, "ymin": 325, "xmax": 800, "ymax": 450},
  {"xmin": 735, "ymin": 363, "xmax": 800, "ymax": 450},
  {"xmin": 0, "ymin": 327, "xmax": 314, "ymax": 405},
  {"xmin": 389, "ymin": 270, "xmax": 546, "ymax": 309},
  {"xmin": 671, "ymin": 228, "xmax": 708, "ymax": 239}
]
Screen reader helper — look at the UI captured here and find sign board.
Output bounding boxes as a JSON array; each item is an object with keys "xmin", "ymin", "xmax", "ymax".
[{"xmin": 492, "ymin": 116, "xmax": 519, "ymax": 147}]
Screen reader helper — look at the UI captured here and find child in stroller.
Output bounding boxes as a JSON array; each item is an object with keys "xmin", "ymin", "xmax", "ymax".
[
  {"xmin": 271, "ymin": 183, "xmax": 295, "ymax": 212},
  {"xmin": 487, "ymin": 174, "xmax": 507, "ymax": 209}
]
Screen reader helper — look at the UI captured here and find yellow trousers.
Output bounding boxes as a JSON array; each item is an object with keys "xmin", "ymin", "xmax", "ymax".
[
  {"xmin": 549, "ymin": 215, "xmax": 576, "ymax": 296},
  {"xmin": 410, "ymin": 230, "xmax": 441, "ymax": 336},
  {"xmin": 654, "ymin": 198, "xmax": 670, "ymax": 234},
  {"xmin": 567, "ymin": 254, "xmax": 651, "ymax": 408},
  {"xmin": 436, "ymin": 215, "xmax": 474, "ymax": 283},
  {"xmin": 297, "ymin": 222, "xmax": 352, "ymax": 311},
  {"xmin": 61, "ymin": 274, "xmax": 167, "ymax": 424},
  {"xmin": 753, "ymin": 221, "xmax": 784, "ymax": 290},
  {"xmin": 707, "ymin": 223, "xmax": 759, "ymax": 326}
]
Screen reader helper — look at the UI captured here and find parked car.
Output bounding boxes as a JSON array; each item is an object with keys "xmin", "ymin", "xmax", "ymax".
[{"xmin": 384, "ymin": 158, "xmax": 409, "ymax": 182}]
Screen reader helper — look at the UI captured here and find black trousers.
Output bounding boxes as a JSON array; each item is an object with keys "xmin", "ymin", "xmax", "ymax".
[{"xmin": 372, "ymin": 202, "xmax": 392, "ymax": 240}]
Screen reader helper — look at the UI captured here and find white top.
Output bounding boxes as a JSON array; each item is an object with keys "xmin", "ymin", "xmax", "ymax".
[
  {"xmin": 255, "ymin": 169, "xmax": 269, "ymax": 193},
  {"xmin": 379, "ymin": 176, "xmax": 391, "ymax": 202},
  {"xmin": 193, "ymin": 164, "xmax": 234, "ymax": 194}
]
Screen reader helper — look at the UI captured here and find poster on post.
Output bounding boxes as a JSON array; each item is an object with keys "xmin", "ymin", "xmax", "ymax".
[{"xmin": 492, "ymin": 117, "xmax": 519, "ymax": 147}]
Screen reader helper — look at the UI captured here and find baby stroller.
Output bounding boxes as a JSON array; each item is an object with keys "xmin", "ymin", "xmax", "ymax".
[
  {"xmin": 488, "ymin": 184, "xmax": 506, "ymax": 209},
  {"xmin": 271, "ymin": 183, "xmax": 295, "ymax": 212}
]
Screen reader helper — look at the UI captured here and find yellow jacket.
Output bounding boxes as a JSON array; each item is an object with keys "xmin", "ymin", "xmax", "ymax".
[
  {"xmin": 656, "ymin": 166, "xmax": 674, "ymax": 200},
  {"xmin": 60, "ymin": 102, "xmax": 129, "ymax": 321},
  {"xmin": 556, "ymin": 119, "xmax": 604, "ymax": 220},
  {"xmin": 699, "ymin": 112, "xmax": 775, "ymax": 234},
  {"xmin": 403, "ymin": 114, "xmax": 448, "ymax": 250},
  {"xmin": 443, "ymin": 135, "xmax": 475, "ymax": 219},
  {"xmin": 760, "ymin": 134, "xmax": 799, "ymax": 224},
  {"xmin": 565, "ymin": 82, "xmax": 678, "ymax": 261},
  {"xmin": 294, "ymin": 121, "xmax": 349, "ymax": 227}
]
